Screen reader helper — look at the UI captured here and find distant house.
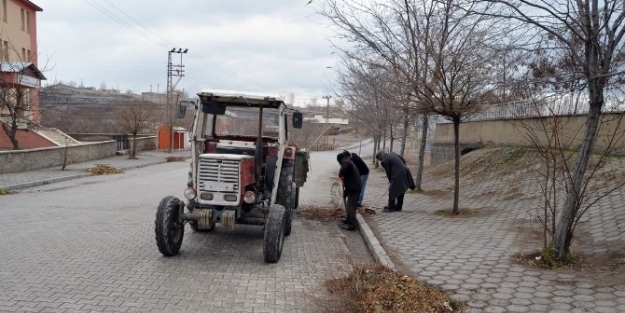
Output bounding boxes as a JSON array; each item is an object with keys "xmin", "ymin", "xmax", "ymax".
[{"xmin": 0, "ymin": 0, "xmax": 45, "ymax": 126}]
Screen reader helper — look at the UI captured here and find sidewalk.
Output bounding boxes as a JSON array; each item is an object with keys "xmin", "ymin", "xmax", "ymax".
[
  {"xmin": 361, "ymin": 154, "xmax": 625, "ymax": 312},
  {"xmin": 0, "ymin": 150, "xmax": 189, "ymax": 190}
]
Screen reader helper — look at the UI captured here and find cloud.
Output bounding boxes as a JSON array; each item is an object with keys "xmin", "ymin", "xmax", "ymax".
[{"xmin": 36, "ymin": 0, "xmax": 339, "ymax": 104}]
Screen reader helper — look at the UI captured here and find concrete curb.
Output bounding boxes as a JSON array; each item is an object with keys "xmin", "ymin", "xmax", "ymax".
[
  {"xmin": 4, "ymin": 173, "xmax": 91, "ymax": 190},
  {"xmin": 356, "ymin": 212, "xmax": 396, "ymax": 270}
]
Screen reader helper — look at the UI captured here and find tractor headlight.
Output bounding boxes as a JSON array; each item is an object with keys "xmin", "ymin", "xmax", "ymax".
[
  {"xmin": 243, "ymin": 191, "xmax": 256, "ymax": 204},
  {"xmin": 184, "ymin": 187, "xmax": 197, "ymax": 200},
  {"xmin": 224, "ymin": 194, "xmax": 238, "ymax": 202},
  {"xmin": 200, "ymin": 193, "xmax": 213, "ymax": 200}
]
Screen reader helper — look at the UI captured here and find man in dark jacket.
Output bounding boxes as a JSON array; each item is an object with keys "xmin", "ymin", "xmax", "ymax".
[
  {"xmin": 342, "ymin": 150, "xmax": 370, "ymax": 207},
  {"xmin": 375, "ymin": 150, "xmax": 415, "ymax": 212},
  {"xmin": 337, "ymin": 152, "xmax": 361, "ymax": 231}
]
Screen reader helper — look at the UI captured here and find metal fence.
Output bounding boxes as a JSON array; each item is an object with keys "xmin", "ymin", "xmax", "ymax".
[{"xmin": 437, "ymin": 94, "xmax": 625, "ymax": 124}]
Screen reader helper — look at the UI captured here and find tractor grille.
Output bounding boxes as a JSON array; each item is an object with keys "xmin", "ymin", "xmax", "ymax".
[{"xmin": 198, "ymin": 158, "xmax": 240, "ymax": 192}]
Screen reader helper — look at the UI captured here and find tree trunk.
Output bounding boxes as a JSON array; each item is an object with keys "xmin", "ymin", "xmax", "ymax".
[
  {"xmin": 415, "ymin": 114, "xmax": 428, "ymax": 191},
  {"xmin": 452, "ymin": 118, "xmax": 460, "ymax": 215},
  {"xmin": 552, "ymin": 96, "xmax": 603, "ymax": 260},
  {"xmin": 372, "ymin": 136, "xmax": 378, "ymax": 165},
  {"xmin": 400, "ymin": 114, "xmax": 409, "ymax": 157},
  {"xmin": 382, "ymin": 127, "xmax": 387, "ymax": 152},
  {"xmin": 389, "ymin": 125, "xmax": 394, "ymax": 152},
  {"xmin": 131, "ymin": 133, "xmax": 138, "ymax": 159},
  {"xmin": 2, "ymin": 122, "xmax": 19, "ymax": 150}
]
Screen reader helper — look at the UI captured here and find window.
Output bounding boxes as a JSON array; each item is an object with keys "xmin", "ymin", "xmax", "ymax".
[
  {"xmin": 3, "ymin": 41, "xmax": 8, "ymax": 60},
  {"xmin": 27, "ymin": 49, "xmax": 31, "ymax": 60},
  {"xmin": 22, "ymin": 48, "xmax": 26, "ymax": 61},
  {"xmin": 26, "ymin": 11, "xmax": 30, "ymax": 34},
  {"xmin": 2, "ymin": 0, "xmax": 6, "ymax": 22},
  {"xmin": 21, "ymin": 8, "xmax": 25, "ymax": 31}
]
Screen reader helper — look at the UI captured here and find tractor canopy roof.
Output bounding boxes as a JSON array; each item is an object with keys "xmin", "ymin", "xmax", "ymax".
[{"xmin": 198, "ymin": 90, "xmax": 285, "ymax": 109}]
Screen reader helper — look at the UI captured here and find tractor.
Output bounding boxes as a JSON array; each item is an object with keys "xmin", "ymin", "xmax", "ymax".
[{"xmin": 155, "ymin": 91, "xmax": 309, "ymax": 263}]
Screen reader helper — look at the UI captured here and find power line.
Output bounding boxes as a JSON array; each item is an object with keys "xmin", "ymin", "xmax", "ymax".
[{"xmin": 88, "ymin": 0, "xmax": 274, "ymax": 91}]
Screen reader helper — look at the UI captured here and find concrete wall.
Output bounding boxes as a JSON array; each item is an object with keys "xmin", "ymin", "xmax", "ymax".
[
  {"xmin": 431, "ymin": 113, "xmax": 625, "ymax": 165},
  {"xmin": 0, "ymin": 136, "xmax": 157, "ymax": 173}
]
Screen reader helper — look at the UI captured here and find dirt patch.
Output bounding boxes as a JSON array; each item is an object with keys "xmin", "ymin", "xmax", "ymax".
[
  {"xmin": 510, "ymin": 223, "xmax": 625, "ymax": 286},
  {"xmin": 431, "ymin": 207, "xmax": 497, "ymax": 219},
  {"xmin": 84, "ymin": 164, "xmax": 123, "ymax": 175},
  {"xmin": 311, "ymin": 262, "xmax": 463, "ymax": 313}
]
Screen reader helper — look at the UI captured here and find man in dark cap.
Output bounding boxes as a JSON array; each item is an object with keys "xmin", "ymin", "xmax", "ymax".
[
  {"xmin": 342, "ymin": 150, "xmax": 370, "ymax": 207},
  {"xmin": 375, "ymin": 150, "xmax": 415, "ymax": 212},
  {"xmin": 337, "ymin": 152, "xmax": 361, "ymax": 231}
]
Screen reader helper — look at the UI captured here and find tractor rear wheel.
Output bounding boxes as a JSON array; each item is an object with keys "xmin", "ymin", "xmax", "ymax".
[
  {"xmin": 155, "ymin": 196, "xmax": 184, "ymax": 256},
  {"xmin": 263, "ymin": 204, "xmax": 286, "ymax": 263}
]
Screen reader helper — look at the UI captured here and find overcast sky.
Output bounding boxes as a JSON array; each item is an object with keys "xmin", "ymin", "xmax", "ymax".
[{"xmin": 36, "ymin": 0, "xmax": 339, "ymax": 106}]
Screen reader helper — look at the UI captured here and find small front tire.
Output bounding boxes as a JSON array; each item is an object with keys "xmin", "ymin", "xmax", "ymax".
[
  {"xmin": 263, "ymin": 204, "xmax": 286, "ymax": 263},
  {"xmin": 155, "ymin": 196, "xmax": 184, "ymax": 256}
]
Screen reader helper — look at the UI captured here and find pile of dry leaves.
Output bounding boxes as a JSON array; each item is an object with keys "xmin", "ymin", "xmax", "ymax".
[
  {"xmin": 297, "ymin": 205, "xmax": 345, "ymax": 221},
  {"xmin": 166, "ymin": 156, "xmax": 187, "ymax": 162},
  {"xmin": 316, "ymin": 262, "xmax": 462, "ymax": 313},
  {"xmin": 85, "ymin": 164, "xmax": 123, "ymax": 175}
]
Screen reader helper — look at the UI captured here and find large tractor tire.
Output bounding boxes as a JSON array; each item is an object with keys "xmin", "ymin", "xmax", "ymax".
[
  {"xmin": 277, "ymin": 162, "xmax": 294, "ymax": 236},
  {"xmin": 292, "ymin": 182, "xmax": 300, "ymax": 210},
  {"xmin": 284, "ymin": 206, "xmax": 294, "ymax": 237},
  {"xmin": 155, "ymin": 196, "xmax": 184, "ymax": 256},
  {"xmin": 263, "ymin": 204, "xmax": 286, "ymax": 263}
]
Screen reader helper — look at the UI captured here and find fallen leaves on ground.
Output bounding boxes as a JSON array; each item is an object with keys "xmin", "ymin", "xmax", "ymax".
[
  {"xmin": 297, "ymin": 205, "xmax": 345, "ymax": 221},
  {"xmin": 316, "ymin": 262, "xmax": 462, "ymax": 313},
  {"xmin": 0, "ymin": 188, "xmax": 15, "ymax": 195},
  {"xmin": 85, "ymin": 164, "xmax": 123, "ymax": 175}
]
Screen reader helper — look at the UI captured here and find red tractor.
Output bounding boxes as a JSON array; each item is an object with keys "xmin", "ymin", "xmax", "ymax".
[{"xmin": 155, "ymin": 91, "xmax": 308, "ymax": 263}]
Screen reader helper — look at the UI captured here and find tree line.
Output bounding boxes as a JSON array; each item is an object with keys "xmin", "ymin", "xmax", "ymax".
[{"xmin": 313, "ymin": 0, "xmax": 625, "ymax": 261}]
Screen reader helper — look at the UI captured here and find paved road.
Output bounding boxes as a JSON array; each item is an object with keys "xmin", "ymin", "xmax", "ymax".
[{"xmin": 0, "ymin": 151, "xmax": 371, "ymax": 313}]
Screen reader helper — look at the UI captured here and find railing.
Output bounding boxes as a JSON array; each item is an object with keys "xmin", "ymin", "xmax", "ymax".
[{"xmin": 437, "ymin": 94, "xmax": 625, "ymax": 123}]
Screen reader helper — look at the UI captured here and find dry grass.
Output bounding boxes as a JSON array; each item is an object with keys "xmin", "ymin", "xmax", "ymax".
[
  {"xmin": 84, "ymin": 164, "xmax": 123, "ymax": 175},
  {"xmin": 434, "ymin": 208, "xmax": 480, "ymax": 216},
  {"xmin": 166, "ymin": 156, "xmax": 187, "ymax": 162},
  {"xmin": 312, "ymin": 262, "xmax": 462, "ymax": 313}
]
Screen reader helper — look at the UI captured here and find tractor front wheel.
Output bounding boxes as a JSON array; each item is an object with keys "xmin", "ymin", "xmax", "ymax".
[
  {"xmin": 263, "ymin": 204, "xmax": 286, "ymax": 263},
  {"xmin": 155, "ymin": 196, "xmax": 184, "ymax": 256}
]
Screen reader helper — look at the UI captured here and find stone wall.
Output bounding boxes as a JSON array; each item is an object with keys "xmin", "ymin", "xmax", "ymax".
[
  {"xmin": 0, "ymin": 136, "xmax": 157, "ymax": 173},
  {"xmin": 431, "ymin": 113, "xmax": 625, "ymax": 165}
]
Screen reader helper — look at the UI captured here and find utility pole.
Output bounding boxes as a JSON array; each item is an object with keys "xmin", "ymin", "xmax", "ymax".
[
  {"xmin": 166, "ymin": 48, "xmax": 188, "ymax": 152},
  {"xmin": 322, "ymin": 95, "xmax": 331, "ymax": 124}
]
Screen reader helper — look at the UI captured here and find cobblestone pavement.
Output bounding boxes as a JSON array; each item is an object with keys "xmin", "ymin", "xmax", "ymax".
[
  {"xmin": 0, "ymin": 150, "xmax": 371, "ymax": 313},
  {"xmin": 8, "ymin": 143, "xmax": 623, "ymax": 312},
  {"xmin": 358, "ymin": 148, "xmax": 625, "ymax": 313}
]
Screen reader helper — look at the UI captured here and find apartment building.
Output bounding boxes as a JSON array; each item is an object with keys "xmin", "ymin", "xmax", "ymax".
[{"xmin": 0, "ymin": 0, "xmax": 45, "ymax": 127}]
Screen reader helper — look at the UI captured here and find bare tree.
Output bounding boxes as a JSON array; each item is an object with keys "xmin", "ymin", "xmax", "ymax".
[
  {"xmin": 0, "ymin": 45, "xmax": 47, "ymax": 150},
  {"xmin": 412, "ymin": 1, "xmax": 500, "ymax": 214},
  {"xmin": 480, "ymin": 0, "xmax": 625, "ymax": 259},
  {"xmin": 511, "ymin": 92, "xmax": 625, "ymax": 262},
  {"xmin": 113, "ymin": 101, "xmax": 154, "ymax": 159}
]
